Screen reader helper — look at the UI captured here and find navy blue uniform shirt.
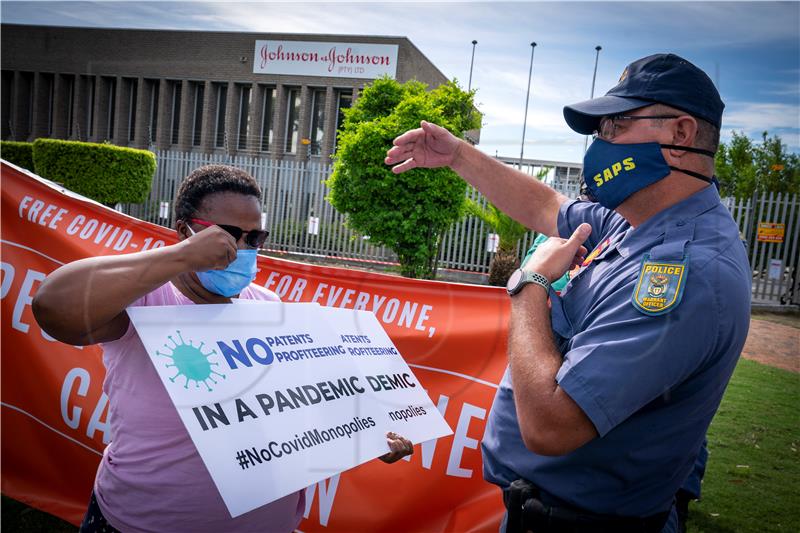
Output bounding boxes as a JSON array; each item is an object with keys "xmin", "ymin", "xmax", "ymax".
[{"xmin": 482, "ymin": 185, "xmax": 751, "ymax": 520}]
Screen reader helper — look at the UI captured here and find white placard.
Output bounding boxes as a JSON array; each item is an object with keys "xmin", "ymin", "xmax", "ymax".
[
  {"xmin": 308, "ymin": 216, "xmax": 320, "ymax": 235},
  {"xmin": 253, "ymin": 40, "xmax": 398, "ymax": 79},
  {"xmin": 127, "ymin": 302, "xmax": 451, "ymax": 518},
  {"xmin": 486, "ymin": 233, "xmax": 499, "ymax": 253},
  {"xmin": 768, "ymin": 258, "xmax": 783, "ymax": 280},
  {"xmin": 159, "ymin": 201, "xmax": 170, "ymax": 219}
]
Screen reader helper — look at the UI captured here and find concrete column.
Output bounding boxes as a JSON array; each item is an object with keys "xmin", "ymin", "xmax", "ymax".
[
  {"xmin": 133, "ymin": 77, "xmax": 149, "ymax": 148},
  {"xmin": 113, "ymin": 76, "xmax": 128, "ymax": 145},
  {"xmin": 177, "ymin": 80, "xmax": 192, "ymax": 151},
  {"xmin": 224, "ymin": 81, "xmax": 236, "ymax": 156},
  {"xmin": 200, "ymin": 80, "xmax": 214, "ymax": 152},
  {"xmin": 30, "ymin": 72, "xmax": 47, "ymax": 139},
  {"xmin": 272, "ymin": 84, "xmax": 286, "ymax": 157},
  {"xmin": 248, "ymin": 82, "xmax": 263, "ymax": 153},
  {"xmin": 321, "ymin": 86, "xmax": 336, "ymax": 160},
  {"xmin": 155, "ymin": 78, "xmax": 170, "ymax": 149},
  {"xmin": 91, "ymin": 76, "xmax": 108, "ymax": 142},
  {"xmin": 296, "ymin": 85, "xmax": 311, "ymax": 159},
  {"xmin": 51, "ymin": 74, "xmax": 68, "ymax": 139},
  {"xmin": 71, "ymin": 75, "xmax": 85, "ymax": 140}
]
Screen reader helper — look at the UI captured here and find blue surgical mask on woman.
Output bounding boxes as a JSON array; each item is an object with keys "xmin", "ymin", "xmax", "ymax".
[
  {"xmin": 582, "ymin": 138, "xmax": 716, "ymax": 209},
  {"xmin": 195, "ymin": 249, "xmax": 258, "ymax": 297},
  {"xmin": 186, "ymin": 226, "xmax": 259, "ymax": 297}
]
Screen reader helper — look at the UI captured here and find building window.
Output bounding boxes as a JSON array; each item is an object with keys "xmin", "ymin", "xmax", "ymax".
[
  {"xmin": 105, "ymin": 77, "xmax": 116, "ymax": 139},
  {"xmin": 1, "ymin": 71, "xmax": 13, "ymax": 139},
  {"xmin": 147, "ymin": 79, "xmax": 159, "ymax": 145},
  {"xmin": 237, "ymin": 85, "xmax": 251, "ymax": 151},
  {"xmin": 192, "ymin": 83, "xmax": 204, "ymax": 147},
  {"xmin": 85, "ymin": 76, "xmax": 95, "ymax": 139},
  {"xmin": 214, "ymin": 83, "xmax": 227, "ymax": 148},
  {"xmin": 309, "ymin": 89, "xmax": 326, "ymax": 156},
  {"xmin": 260, "ymin": 86, "xmax": 274, "ymax": 152},
  {"xmin": 127, "ymin": 78, "xmax": 137, "ymax": 142},
  {"xmin": 284, "ymin": 88, "xmax": 301, "ymax": 153},
  {"xmin": 20, "ymin": 72, "xmax": 34, "ymax": 139},
  {"xmin": 44, "ymin": 74, "xmax": 55, "ymax": 137},
  {"xmin": 333, "ymin": 89, "xmax": 353, "ymax": 150},
  {"xmin": 65, "ymin": 75, "xmax": 75, "ymax": 138},
  {"xmin": 170, "ymin": 81, "xmax": 181, "ymax": 145}
]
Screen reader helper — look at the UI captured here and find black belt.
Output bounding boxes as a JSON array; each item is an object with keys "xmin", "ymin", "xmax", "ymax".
[{"xmin": 503, "ymin": 479, "xmax": 670, "ymax": 533}]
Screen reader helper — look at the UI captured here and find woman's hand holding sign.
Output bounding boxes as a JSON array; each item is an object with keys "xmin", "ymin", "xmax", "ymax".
[{"xmin": 378, "ymin": 432, "xmax": 414, "ymax": 464}]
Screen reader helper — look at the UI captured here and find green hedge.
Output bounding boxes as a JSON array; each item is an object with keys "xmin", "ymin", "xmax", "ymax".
[
  {"xmin": 32, "ymin": 139, "xmax": 156, "ymax": 204},
  {"xmin": 1, "ymin": 141, "xmax": 35, "ymax": 171}
]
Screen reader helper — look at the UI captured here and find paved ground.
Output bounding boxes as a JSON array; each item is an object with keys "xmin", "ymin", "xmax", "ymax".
[{"xmin": 742, "ymin": 314, "xmax": 800, "ymax": 373}]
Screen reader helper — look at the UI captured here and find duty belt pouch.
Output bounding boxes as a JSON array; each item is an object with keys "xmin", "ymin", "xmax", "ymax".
[{"xmin": 504, "ymin": 479, "xmax": 538, "ymax": 533}]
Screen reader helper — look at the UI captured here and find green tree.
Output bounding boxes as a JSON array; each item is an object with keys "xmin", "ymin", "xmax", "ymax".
[
  {"xmin": 328, "ymin": 77, "xmax": 481, "ymax": 278},
  {"xmin": 465, "ymin": 168, "xmax": 547, "ymax": 286},
  {"xmin": 465, "ymin": 200, "xmax": 529, "ymax": 286},
  {"xmin": 716, "ymin": 131, "xmax": 799, "ymax": 199}
]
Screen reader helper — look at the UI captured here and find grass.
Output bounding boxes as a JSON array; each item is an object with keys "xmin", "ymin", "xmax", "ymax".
[
  {"xmin": 2, "ymin": 332, "xmax": 798, "ymax": 532},
  {"xmin": 687, "ymin": 358, "xmax": 799, "ymax": 533}
]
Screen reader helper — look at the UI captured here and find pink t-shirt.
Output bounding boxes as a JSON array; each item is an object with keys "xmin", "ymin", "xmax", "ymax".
[{"xmin": 95, "ymin": 282, "xmax": 304, "ymax": 533}]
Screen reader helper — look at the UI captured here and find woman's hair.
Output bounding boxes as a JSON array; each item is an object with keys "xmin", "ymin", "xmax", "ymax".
[{"xmin": 174, "ymin": 165, "xmax": 261, "ymax": 222}]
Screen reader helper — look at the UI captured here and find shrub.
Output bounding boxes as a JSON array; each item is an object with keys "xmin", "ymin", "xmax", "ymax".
[
  {"xmin": 32, "ymin": 139, "xmax": 156, "ymax": 204},
  {"xmin": 1, "ymin": 141, "xmax": 35, "ymax": 171},
  {"xmin": 328, "ymin": 77, "xmax": 481, "ymax": 279}
]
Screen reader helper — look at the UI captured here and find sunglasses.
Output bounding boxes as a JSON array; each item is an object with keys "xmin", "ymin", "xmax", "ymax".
[{"xmin": 188, "ymin": 217, "xmax": 269, "ymax": 249}]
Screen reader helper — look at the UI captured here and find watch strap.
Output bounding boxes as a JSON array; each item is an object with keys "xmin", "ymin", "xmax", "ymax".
[{"xmin": 509, "ymin": 270, "xmax": 550, "ymax": 296}]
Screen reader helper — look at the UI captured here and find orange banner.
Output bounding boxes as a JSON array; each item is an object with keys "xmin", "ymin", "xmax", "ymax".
[{"xmin": 0, "ymin": 161, "xmax": 507, "ymax": 531}]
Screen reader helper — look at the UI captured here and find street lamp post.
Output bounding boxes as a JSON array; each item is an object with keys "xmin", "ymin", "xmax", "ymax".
[
  {"xmin": 468, "ymin": 40, "xmax": 478, "ymax": 91},
  {"xmin": 583, "ymin": 45, "xmax": 602, "ymax": 153},
  {"xmin": 519, "ymin": 41, "xmax": 537, "ymax": 169}
]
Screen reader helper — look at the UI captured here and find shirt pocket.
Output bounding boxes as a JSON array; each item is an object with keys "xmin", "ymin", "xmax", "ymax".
[{"xmin": 549, "ymin": 289, "xmax": 574, "ymax": 354}]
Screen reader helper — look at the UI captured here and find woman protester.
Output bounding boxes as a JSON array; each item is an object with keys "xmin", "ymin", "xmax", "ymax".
[{"xmin": 33, "ymin": 165, "xmax": 413, "ymax": 533}]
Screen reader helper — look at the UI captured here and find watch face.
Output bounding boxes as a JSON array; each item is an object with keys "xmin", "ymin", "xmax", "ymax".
[{"xmin": 507, "ymin": 269, "xmax": 523, "ymax": 292}]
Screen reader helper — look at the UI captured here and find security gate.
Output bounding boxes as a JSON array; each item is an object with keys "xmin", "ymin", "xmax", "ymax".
[{"xmin": 726, "ymin": 192, "xmax": 800, "ymax": 306}]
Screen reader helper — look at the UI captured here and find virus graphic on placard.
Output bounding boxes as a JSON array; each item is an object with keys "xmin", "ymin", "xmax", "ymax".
[{"xmin": 156, "ymin": 331, "xmax": 225, "ymax": 392}]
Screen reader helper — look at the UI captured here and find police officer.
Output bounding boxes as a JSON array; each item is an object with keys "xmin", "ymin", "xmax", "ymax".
[{"xmin": 385, "ymin": 53, "xmax": 751, "ymax": 532}]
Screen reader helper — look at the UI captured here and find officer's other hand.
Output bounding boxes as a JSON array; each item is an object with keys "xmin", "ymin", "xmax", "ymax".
[
  {"xmin": 385, "ymin": 120, "xmax": 461, "ymax": 174},
  {"xmin": 524, "ymin": 224, "xmax": 591, "ymax": 282},
  {"xmin": 378, "ymin": 431, "xmax": 414, "ymax": 463},
  {"xmin": 179, "ymin": 225, "xmax": 239, "ymax": 272}
]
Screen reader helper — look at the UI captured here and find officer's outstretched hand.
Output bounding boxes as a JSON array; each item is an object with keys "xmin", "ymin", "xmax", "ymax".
[
  {"xmin": 385, "ymin": 121, "xmax": 461, "ymax": 174},
  {"xmin": 524, "ymin": 223, "xmax": 592, "ymax": 282}
]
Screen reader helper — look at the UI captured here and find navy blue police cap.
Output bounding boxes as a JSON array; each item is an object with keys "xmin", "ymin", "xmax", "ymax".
[{"xmin": 563, "ymin": 53, "xmax": 724, "ymax": 135}]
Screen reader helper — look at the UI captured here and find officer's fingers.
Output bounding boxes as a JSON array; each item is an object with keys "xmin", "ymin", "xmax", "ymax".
[
  {"xmin": 420, "ymin": 120, "xmax": 447, "ymax": 136},
  {"xmin": 392, "ymin": 127, "xmax": 424, "ymax": 146},
  {"xmin": 385, "ymin": 143, "xmax": 412, "ymax": 162},
  {"xmin": 390, "ymin": 158, "xmax": 419, "ymax": 174},
  {"xmin": 565, "ymin": 223, "xmax": 592, "ymax": 250}
]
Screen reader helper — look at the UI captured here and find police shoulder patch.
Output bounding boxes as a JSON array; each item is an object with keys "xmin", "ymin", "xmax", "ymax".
[{"xmin": 631, "ymin": 254, "xmax": 689, "ymax": 316}]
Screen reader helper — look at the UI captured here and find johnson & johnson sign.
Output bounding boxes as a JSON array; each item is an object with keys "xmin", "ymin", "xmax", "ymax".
[{"xmin": 253, "ymin": 40, "xmax": 399, "ymax": 79}]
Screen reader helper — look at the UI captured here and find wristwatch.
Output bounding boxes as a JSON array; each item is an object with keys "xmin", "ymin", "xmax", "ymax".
[{"xmin": 506, "ymin": 268, "xmax": 550, "ymax": 296}]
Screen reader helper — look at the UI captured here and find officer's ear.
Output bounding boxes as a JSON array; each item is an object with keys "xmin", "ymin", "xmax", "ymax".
[{"xmin": 668, "ymin": 115, "xmax": 698, "ymax": 156}]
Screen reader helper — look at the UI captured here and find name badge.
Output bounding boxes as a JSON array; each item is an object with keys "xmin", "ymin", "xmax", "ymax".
[{"xmin": 631, "ymin": 255, "xmax": 688, "ymax": 316}]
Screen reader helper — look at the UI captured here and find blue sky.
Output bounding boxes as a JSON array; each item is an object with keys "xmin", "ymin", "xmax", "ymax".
[{"xmin": 3, "ymin": 1, "xmax": 799, "ymax": 163}]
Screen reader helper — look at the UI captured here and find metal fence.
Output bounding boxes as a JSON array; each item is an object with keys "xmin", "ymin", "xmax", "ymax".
[{"xmin": 121, "ymin": 150, "xmax": 800, "ymax": 306}]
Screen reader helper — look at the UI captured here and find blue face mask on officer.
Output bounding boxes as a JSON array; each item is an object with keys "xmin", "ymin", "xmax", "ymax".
[
  {"xmin": 582, "ymin": 138, "xmax": 717, "ymax": 210},
  {"xmin": 186, "ymin": 225, "xmax": 259, "ymax": 297}
]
